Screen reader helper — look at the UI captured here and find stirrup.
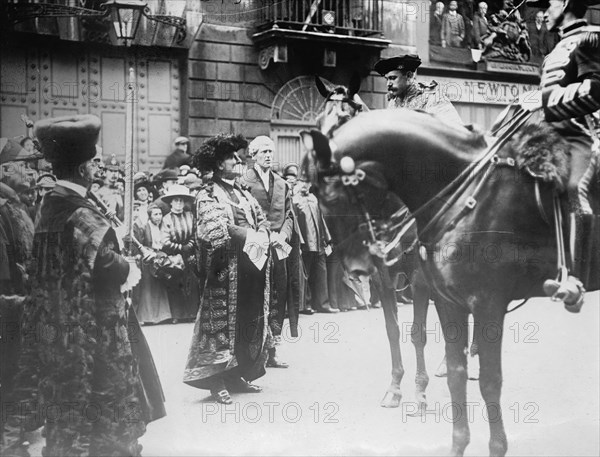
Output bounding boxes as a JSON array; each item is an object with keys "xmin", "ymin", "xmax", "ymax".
[{"xmin": 543, "ymin": 276, "xmax": 585, "ymax": 313}]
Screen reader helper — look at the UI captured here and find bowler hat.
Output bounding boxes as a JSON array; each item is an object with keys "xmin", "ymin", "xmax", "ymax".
[
  {"xmin": 34, "ymin": 114, "xmax": 101, "ymax": 165},
  {"xmin": 374, "ymin": 54, "xmax": 422, "ymax": 76},
  {"xmin": 154, "ymin": 168, "xmax": 179, "ymax": 183},
  {"xmin": 183, "ymin": 174, "xmax": 203, "ymax": 190},
  {"xmin": 283, "ymin": 164, "xmax": 299, "ymax": 178}
]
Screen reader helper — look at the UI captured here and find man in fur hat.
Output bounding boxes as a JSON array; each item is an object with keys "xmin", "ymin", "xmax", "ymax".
[
  {"xmin": 0, "ymin": 114, "xmax": 158, "ymax": 456},
  {"xmin": 524, "ymin": 0, "xmax": 600, "ymax": 311},
  {"xmin": 374, "ymin": 53, "xmax": 463, "ymax": 125}
]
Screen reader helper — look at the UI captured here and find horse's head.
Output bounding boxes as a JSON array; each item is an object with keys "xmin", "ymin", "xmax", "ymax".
[
  {"xmin": 299, "ymin": 127, "xmax": 410, "ymax": 279},
  {"xmin": 300, "ymin": 109, "xmax": 487, "ymax": 278},
  {"xmin": 315, "ymin": 74, "xmax": 369, "ymax": 138}
]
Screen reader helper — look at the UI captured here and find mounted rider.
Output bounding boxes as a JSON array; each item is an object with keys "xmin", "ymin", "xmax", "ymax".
[
  {"xmin": 526, "ymin": 0, "xmax": 600, "ymax": 310},
  {"xmin": 374, "ymin": 53, "xmax": 463, "ymax": 125}
]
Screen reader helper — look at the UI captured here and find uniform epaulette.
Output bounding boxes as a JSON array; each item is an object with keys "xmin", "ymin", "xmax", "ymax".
[{"xmin": 580, "ymin": 26, "xmax": 600, "ymax": 48}]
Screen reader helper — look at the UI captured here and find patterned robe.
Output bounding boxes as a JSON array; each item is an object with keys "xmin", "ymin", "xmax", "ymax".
[
  {"xmin": 183, "ymin": 179, "xmax": 271, "ymax": 389},
  {"xmin": 1, "ymin": 185, "xmax": 156, "ymax": 456}
]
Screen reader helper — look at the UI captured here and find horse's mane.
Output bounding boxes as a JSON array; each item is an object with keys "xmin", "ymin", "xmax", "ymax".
[{"xmin": 508, "ymin": 122, "xmax": 570, "ymax": 191}]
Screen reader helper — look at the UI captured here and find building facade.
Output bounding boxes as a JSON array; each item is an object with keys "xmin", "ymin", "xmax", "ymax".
[{"xmin": 1, "ymin": 0, "xmax": 599, "ymax": 174}]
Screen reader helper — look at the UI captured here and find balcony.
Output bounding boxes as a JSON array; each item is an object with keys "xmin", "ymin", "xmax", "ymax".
[{"xmin": 252, "ymin": 0, "xmax": 389, "ymax": 50}]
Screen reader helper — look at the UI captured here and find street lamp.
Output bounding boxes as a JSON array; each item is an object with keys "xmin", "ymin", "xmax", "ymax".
[
  {"xmin": 105, "ymin": 0, "xmax": 145, "ymax": 45},
  {"xmin": 5, "ymin": 0, "xmax": 187, "ymax": 45}
]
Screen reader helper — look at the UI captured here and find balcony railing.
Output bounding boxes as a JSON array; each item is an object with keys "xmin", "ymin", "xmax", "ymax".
[{"xmin": 256, "ymin": 0, "xmax": 383, "ymax": 38}]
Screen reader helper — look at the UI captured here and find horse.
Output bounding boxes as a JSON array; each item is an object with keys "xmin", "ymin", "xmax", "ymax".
[
  {"xmin": 301, "ymin": 108, "xmax": 595, "ymax": 456},
  {"xmin": 313, "ymin": 76, "xmax": 471, "ymax": 413}
]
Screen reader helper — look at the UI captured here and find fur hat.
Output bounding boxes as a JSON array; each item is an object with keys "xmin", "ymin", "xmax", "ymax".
[
  {"xmin": 193, "ymin": 133, "xmax": 248, "ymax": 173},
  {"xmin": 374, "ymin": 54, "xmax": 422, "ymax": 76},
  {"xmin": 34, "ymin": 114, "xmax": 101, "ymax": 165}
]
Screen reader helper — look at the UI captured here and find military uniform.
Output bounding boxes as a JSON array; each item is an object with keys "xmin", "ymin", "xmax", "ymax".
[
  {"xmin": 387, "ymin": 82, "xmax": 464, "ymax": 125},
  {"xmin": 375, "ymin": 54, "xmax": 463, "ymax": 125},
  {"xmin": 540, "ymin": 19, "xmax": 600, "ymax": 210},
  {"xmin": 526, "ymin": 0, "xmax": 600, "ymax": 308}
]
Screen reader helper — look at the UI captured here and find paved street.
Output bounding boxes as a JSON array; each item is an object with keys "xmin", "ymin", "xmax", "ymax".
[
  {"xmin": 27, "ymin": 293, "xmax": 599, "ymax": 456},
  {"xmin": 139, "ymin": 292, "xmax": 599, "ymax": 456}
]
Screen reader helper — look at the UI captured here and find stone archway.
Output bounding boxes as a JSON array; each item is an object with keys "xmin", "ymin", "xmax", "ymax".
[{"xmin": 270, "ymin": 75, "xmax": 333, "ymax": 171}]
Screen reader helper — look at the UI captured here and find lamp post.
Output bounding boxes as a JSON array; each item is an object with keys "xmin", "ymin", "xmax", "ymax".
[{"xmin": 105, "ymin": 2, "xmax": 145, "ymax": 249}]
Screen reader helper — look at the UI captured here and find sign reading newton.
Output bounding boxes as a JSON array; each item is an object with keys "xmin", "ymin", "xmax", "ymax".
[{"xmin": 431, "ymin": 77, "xmax": 539, "ymax": 105}]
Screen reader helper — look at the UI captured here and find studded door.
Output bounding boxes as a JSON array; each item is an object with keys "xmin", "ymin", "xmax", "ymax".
[{"xmin": 0, "ymin": 43, "xmax": 183, "ymax": 175}]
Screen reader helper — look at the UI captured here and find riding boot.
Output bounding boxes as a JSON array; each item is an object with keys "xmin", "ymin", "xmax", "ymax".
[
  {"xmin": 573, "ymin": 213, "xmax": 600, "ymax": 290},
  {"xmin": 543, "ymin": 212, "xmax": 596, "ymax": 313}
]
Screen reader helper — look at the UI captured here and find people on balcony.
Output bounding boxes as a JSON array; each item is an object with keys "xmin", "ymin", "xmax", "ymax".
[{"xmin": 442, "ymin": 1, "xmax": 466, "ymax": 48}]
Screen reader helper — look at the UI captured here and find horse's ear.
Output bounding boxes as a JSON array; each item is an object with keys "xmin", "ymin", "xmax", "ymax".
[
  {"xmin": 309, "ymin": 130, "xmax": 332, "ymax": 169},
  {"xmin": 300, "ymin": 130, "xmax": 314, "ymax": 152},
  {"xmin": 348, "ymin": 72, "xmax": 361, "ymax": 98},
  {"xmin": 315, "ymin": 75, "xmax": 331, "ymax": 99}
]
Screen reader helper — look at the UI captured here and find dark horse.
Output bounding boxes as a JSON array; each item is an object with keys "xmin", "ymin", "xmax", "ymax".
[
  {"xmin": 313, "ymin": 76, "xmax": 473, "ymax": 412},
  {"xmin": 302, "ymin": 108, "xmax": 597, "ymax": 456}
]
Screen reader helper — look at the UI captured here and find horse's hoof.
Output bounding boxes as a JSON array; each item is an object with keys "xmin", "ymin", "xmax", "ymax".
[
  {"xmin": 380, "ymin": 391, "xmax": 401, "ymax": 408},
  {"xmin": 435, "ymin": 368, "xmax": 447, "ymax": 378}
]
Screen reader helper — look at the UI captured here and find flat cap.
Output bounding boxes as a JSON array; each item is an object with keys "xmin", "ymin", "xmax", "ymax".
[
  {"xmin": 374, "ymin": 54, "xmax": 422, "ymax": 76},
  {"xmin": 154, "ymin": 168, "xmax": 179, "ymax": 183},
  {"xmin": 174, "ymin": 136, "xmax": 189, "ymax": 145},
  {"xmin": 34, "ymin": 114, "xmax": 101, "ymax": 165},
  {"xmin": 1, "ymin": 138, "xmax": 40, "ymax": 164}
]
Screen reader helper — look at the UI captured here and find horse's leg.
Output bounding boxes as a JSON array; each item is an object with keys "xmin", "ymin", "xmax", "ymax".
[
  {"xmin": 435, "ymin": 300, "xmax": 470, "ymax": 457},
  {"xmin": 409, "ymin": 268, "xmax": 430, "ymax": 415},
  {"xmin": 379, "ymin": 284, "xmax": 404, "ymax": 408},
  {"xmin": 474, "ymin": 309, "xmax": 508, "ymax": 457}
]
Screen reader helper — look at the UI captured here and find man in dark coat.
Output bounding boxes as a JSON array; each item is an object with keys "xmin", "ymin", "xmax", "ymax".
[
  {"xmin": 1, "ymin": 115, "xmax": 162, "ymax": 456},
  {"xmin": 163, "ymin": 136, "xmax": 191, "ymax": 169},
  {"xmin": 241, "ymin": 136, "xmax": 295, "ymax": 368}
]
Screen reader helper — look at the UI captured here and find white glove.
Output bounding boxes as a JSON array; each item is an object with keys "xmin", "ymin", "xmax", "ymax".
[{"xmin": 121, "ymin": 258, "xmax": 142, "ymax": 292}]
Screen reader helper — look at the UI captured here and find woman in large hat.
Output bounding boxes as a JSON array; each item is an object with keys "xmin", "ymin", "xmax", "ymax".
[
  {"xmin": 160, "ymin": 183, "xmax": 199, "ymax": 322},
  {"xmin": 183, "ymin": 133, "xmax": 271, "ymax": 404}
]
